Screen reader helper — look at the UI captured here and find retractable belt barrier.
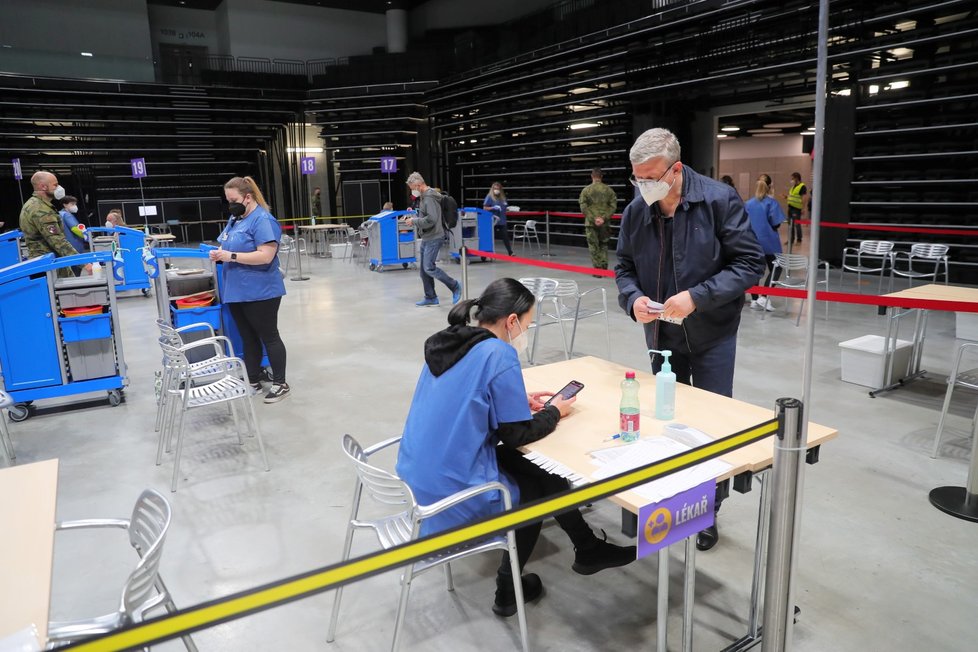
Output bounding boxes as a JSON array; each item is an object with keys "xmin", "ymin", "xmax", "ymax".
[
  {"xmin": 797, "ymin": 220, "xmax": 978, "ymax": 238},
  {"xmin": 63, "ymin": 419, "xmax": 778, "ymax": 651},
  {"xmin": 466, "ymin": 248, "xmax": 978, "ymax": 315}
]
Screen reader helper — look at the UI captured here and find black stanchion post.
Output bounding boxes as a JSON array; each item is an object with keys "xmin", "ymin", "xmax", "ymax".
[
  {"xmin": 542, "ymin": 210, "xmax": 554, "ymax": 257},
  {"xmin": 929, "ymin": 412, "xmax": 978, "ymax": 521},
  {"xmin": 460, "ymin": 244, "xmax": 469, "ymax": 301},
  {"xmin": 761, "ymin": 398, "xmax": 805, "ymax": 652}
]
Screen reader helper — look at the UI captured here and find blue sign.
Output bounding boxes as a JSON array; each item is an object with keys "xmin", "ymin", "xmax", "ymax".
[
  {"xmin": 131, "ymin": 158, "xmax": 147, "ymax": 179},
  {"xmin": 380, "ymin": 156, "xmax": 398, "ymax": 174},
  {"xmin": 636, "ymin": 480, "xmax": 716, "ymax": 559},
  {"xmin": 300, "ymin": 157, "xmax": 316, "ymax": 175},
  {"xmin": 12, "ymin": 158, "xmax": 22, "ymax": 180}
]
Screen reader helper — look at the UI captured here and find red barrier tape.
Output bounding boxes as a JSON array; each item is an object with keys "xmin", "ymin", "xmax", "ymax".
[
  {"xmin": 798, "ymin": 220, "xmax": 978, "ymax": 238},
  {"xmin": 468, "ymin": 248, "xmax": 978, "ymax": 314}
]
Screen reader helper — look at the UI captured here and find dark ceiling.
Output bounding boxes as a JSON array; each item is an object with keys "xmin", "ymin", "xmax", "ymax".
[{"xmin": 147, "ymin": 0, "xmax": 426, "ymax": 12}]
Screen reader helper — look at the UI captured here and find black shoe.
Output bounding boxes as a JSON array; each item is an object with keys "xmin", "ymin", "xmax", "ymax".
[
  {"xmin": 492, "ymin": 573, "xmax": 544, "ymax": 617},
  {"xmin": 571, "ymin": 530, "xmax": 636, "ymax": 575},
  {"xmin": 696, "ymin": 525, "xmax": 719, "ymax": 551},
  {"xmin": 264, "ymin": 383, "xmax": 290, "ymax": 403},
  {"xmin": 249, "ymin": 382, "xmax": 262, "ymax": 394}
]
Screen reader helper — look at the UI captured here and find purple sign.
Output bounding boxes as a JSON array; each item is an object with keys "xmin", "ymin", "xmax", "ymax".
[
  {"xmin": 300, "ymin": 157, "xmax": 316, "ymax": 175},
  {"xmin": 131, "ymin": 157, "xmax": 147, "ymax": 179},
  {"xmin": 636, "ymin": 480, "xmax": 716, "ymax": 559},
  {"xmin": 380, "ymin": 156, "xmax": 398, "ymax": 174},
  {"xmin": 12, "ymin": 158, "xmax": 22, "ymax": 180}
]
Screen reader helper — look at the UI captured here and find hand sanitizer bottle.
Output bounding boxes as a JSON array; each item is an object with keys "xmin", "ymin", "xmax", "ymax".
[{"xmin": 649, "ymin": 349, "xmax": 676, "ymax": 420}]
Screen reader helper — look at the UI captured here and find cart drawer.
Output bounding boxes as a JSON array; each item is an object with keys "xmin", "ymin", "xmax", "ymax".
[
  {"xmin": 59, "ymin": 313, "xmax": 112, "ymax": 343},
  {"xmin": 398, "ymin": 242, "xmax": 415, "ymax": 258},
  {"xmin": 57, "ymin": 287, "xmax": 109, "ymax": 308},
  {"xmin": 171, "ymin": 304, "xmax": 221, "ymax": 333},
  {"xmin": 66, "ymin": 339, "xmax": 116, "ymax": 381}
]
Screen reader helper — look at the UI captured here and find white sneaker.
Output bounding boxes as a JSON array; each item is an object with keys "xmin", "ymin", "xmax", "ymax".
[
  {"xmin": 750, "ymin": 299, "xmax": 762, "ymax": 310},
  {"xmin": 760, "ymin": 297, "xmax": 776, "ymax": 312}
]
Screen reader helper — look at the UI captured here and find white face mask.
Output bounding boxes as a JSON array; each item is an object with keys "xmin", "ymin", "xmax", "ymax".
[
  {"xmin": 53, "ymin": 185, "xmax": 66, "ymax": 201},
  {"xmin": 411, "ymin": 189, "xmax": 421, "ymax": 198},
  {"xmin": 508, "ymin": 319, "xmax": 529, "ymax": 356},
  {"xmin": 493, "ymin": 188, "xmax": 500, "ymax": 195},
  {"xmin": 67, "ymin": 205, "xmax": 78, "ymax": 214},
  {"xmin": 638, "ymin": 173, "xmax": 677, "ymax": 206}
]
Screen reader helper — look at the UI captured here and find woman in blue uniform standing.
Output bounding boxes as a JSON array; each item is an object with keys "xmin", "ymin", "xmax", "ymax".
[
  {"xmin": 209, "ymin": 176, "xmax": 290, "ymax": 403},
  {"xmin": 396, "ymin": 278, "xmax": 634, "ymax": 617},
  {"xmin": 483, "ymin": 181, "xmax": 513, "ymax": 256}
]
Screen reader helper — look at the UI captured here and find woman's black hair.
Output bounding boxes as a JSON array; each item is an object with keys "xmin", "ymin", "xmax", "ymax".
[{"xmin": 448, "ymin": 278, "xmax": 535, "ymax": 328}]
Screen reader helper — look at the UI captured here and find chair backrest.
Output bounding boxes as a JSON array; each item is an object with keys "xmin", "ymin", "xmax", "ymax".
[
  {"xmin": 553, "ymin": 279, "xmax": 580, "ymax": 298},
  {"xmin": 158, "ymin": 337, "xmax": 191, "ymax": 372},
  {"xmin": 280, "ymin": 234, "xmax": 295, "ymax": 251},
  {"xmin": 859, "ymin": 240, "xmax": 895, "ymax": 255},
  {"xmin": 774, "ymin": 253, "xmax": 809, "ymax": 271},
  {"xmin": 346, "ymin": 227, "xmax": 357, "ymax": 237},
  {"xmin": 342, "ymin": 434, "xmax": 413, "ymax": 508},
  {"xmin": 910, "ymin": 243, "xmax": 949, "ymax": 259},
  {"xmin": 525, "ymin": 220, "xmax": 538, "ymax": 229},
  {"xmin": 121, "ymin": 489, "xmax": 172, "ymax": 619},
  {"xmin": 156, "ymin": 319, "xmax": 185, "ymax": 349},
  {"xmin": 519, "ymin": 277, "xmax": 558, "ymax": 301}
]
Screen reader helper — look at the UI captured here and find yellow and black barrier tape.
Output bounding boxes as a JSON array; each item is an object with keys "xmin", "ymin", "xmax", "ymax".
[{"xmin": 65, "ymin": 418, "xmax": 779, "ymax": 651}]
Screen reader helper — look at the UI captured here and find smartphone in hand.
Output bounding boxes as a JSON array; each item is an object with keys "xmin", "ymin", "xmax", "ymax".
[{"xmin": 544, "ymin": 380, "xmax": 585, "ymax": 406}]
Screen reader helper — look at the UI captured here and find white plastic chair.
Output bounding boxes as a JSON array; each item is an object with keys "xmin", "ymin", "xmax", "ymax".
[
  {"xmin": 840, "ymin": 240, "xmax": 895, "ymax": 294},
  {"xmin": 45, "ymin": 489, "xmax": 198, "ymax": 651},
  {"xmin": 765, "ymin": 253, "xmax": 830, "ymax": 326},
  {"xmin": 538, "ymin": 280, "xmax": 610, "ymax": 359},
  {"xmin": 518, "ymin": 277, "xmax": 569, "ymax": 364},
  {"xmin": 157, "ymin": 337, "xmax": 269, "ymax": 492},
  {"xmin": 511, "ymin": 220, "xmax": 541, "ymax": 252},
  {"xmin": 279, "ymin": 233, "xmax": 307, "ymax": 275},
  {"xmin": 931, "ymin": 342, "xmax": 978, "ymax": 458},
  {"xmin": 0, "ymin": 390, "xmax": 15, "ymax": 465},
  {"xmin": 327, "ymin": 434, "xmax": 529, "ymax": 652},
  {"xmin": 891, "ymin": 243, "xmax": 950, "ymax": 288}
]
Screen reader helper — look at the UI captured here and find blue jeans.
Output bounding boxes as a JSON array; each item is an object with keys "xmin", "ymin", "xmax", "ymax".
[
  {"xmin": 419, "ymin": 238, "xmax": 458, "ymax": 300},
  {"xmin": 650, "ymin": 333, "xmax": 737, "ymax": 397}
]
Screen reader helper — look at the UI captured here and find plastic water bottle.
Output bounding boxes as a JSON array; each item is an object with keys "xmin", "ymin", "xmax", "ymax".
[{"xmin": 620, "ymin": 371, "xmax": 640, "ymax": 443}]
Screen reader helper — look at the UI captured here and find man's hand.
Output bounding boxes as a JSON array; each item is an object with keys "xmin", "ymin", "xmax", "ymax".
[
  {"xmin": 594, "ymin": 217, "xmax": 605, "ymax": 227},
  {"xmin": 663, "ymin": 290, "xmax": 696, "ymax": 320},
  {"xmin": 83, "ymin": 263, "xmax": 92, "ymax": 274},
  {"xmin": 527, "ymin": 391, "xmax": 553, "ymax": 412},
  {"xmin": 403, "ymin": 217, "xmax": 414, "ymax": 226},
  {"xmin": 632, "ymin": 296, "xmax": 660, "ymax": 324}
]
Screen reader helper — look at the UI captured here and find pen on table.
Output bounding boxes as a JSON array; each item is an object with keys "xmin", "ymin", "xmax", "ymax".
[{"xmin": 602, "ymin": 433, "xmax": 623, "ymax": 443}]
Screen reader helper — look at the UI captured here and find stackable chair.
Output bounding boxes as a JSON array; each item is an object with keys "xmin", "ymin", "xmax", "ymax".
[
  {"xmin": 840, "ymin": 240, "xmax": 895, "ymax": 293},
  {"xmin": 511, "ymin": 220, "xmax": 541, "ymax": 252},
  {"xmin": 0, "ymin": 390, "xmax": 15, "ymax": 465},
  {"xmin": 156, "ymin": 336, "xmax": 269, "ymax": 492},
  {"xmin": 518, "ymin": 277, "xmax": 569, "ymax": 364},
  {"xmin": 46, "ymin": 489, "xmax": 198, "ymax": 651},
  {"xmin": 931, "ymin": 342, "xmax": 978, "ymax": 459},
  {"xmin": 537, "ymin": 279, "xmax": 610, "ymax": 359},
  {"xmin": 327, "ymin": 435, "xmax": 529, "ymax": 652},
  {"xmin": 279, "ymin": 233, "xmax": 307, "ymax": 275},
  {"xmin": 764, "ymin": 253, "xmax": 830, "ymax": 326},
  {"xmin": 890, "ymin": 243, "xmax": 950, "ymax": 288}
]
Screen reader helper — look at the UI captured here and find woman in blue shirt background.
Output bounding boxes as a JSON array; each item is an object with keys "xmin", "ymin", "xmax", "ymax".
[
  {"xmin": 483, "ymin": 181, "xmax": 513, "ymax": 256},
  {"xmin": 396, "ymin": 278, "xmax": 634, "ymax": 617},
  {"xmin": 745, "ymin": 178, "xmax": 786, "ymax": 312},
  {"xmin": 209, "ymin": 176, "xmax": 290, "ymax": 403}
]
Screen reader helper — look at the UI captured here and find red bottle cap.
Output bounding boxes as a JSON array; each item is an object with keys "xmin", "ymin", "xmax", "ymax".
[{"xmin": 625, "ymin": 371, "xmax": 636, "ymax": 379}]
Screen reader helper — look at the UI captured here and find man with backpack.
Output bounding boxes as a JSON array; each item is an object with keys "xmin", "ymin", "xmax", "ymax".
[{"xmin": 405, "ymin": 172, "xmax": 461, "ymax": 307}]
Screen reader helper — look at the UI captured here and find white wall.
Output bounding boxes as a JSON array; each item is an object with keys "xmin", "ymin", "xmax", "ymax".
[
  {"xmin": 718, "ymin": 135, "xmax": 812, "ymax": 205},
  {"xmin": 719, "ymin": 134, "xmax": 807, "ymax": 159},
  {"xmin": 147, "ymin": 4, "xmax": 225, "ymax": 62},
  {"xmin": 223, "ymin": 0, "xmax": 386, "ymax": 61},
  {"xmin": 409, "ymin": 0, "xmax": 555, "ymax": 36},
  {"xmin": 0, "ymin": 0, "xmax": 154, "ymax": 80}
]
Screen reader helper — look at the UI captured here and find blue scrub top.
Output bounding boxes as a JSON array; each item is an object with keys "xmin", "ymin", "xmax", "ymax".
[
  {"xmin": 745, "ymin": 196, "xmax": 785, "ymax": 256},
  {"xmin": 216, "ymin": 204, "xmax": 286, "ymax": 303},
  {"xmin": 396, "ymin": 338, "xmax": 531, "ymax": 536},
  {"xmin": 59, "ymin": 209, "xmax": 86, "ymax": 254},
  {"xmin": 483, "ymin": 194, "xmax": 508, "ymax": 225}
]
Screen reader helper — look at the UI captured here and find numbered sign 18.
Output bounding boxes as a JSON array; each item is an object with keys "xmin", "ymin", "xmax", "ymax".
[
  {"xmin": 131, "ymin": 158, "xmax": 147, "ymax": 179},
  {"xmin": 380, "ymin": 156, "xmax": 398, "ymax": 174},
  {"xmin": 300, "ymin": 157, "xmax": 316, "ymax": 175},
  {"xmin": 11, "ymin": 158, "xmax": 22, "ymax": 180}
]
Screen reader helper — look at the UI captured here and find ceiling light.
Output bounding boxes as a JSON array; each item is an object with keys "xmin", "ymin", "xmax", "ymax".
[
  {"xmin": 888, "ymin": 80, "xmax": 910, "ymax": 90},
  {"xmin": 868, "ymin": 85, "xmax": 880, "ymax": 94},
  {"xmin": 834, "ymin": 88, "xmax": 852, "ymax": 96},
  {"xmin": 747, "ymin": 128, "xmax": 781, "ymax": 133},
  {"xmin": 752, "ymin": 133, "xmax": 783, "ymax": 138},
  {"xmin": 286, "ymin": 147, "xmax": 323, "ymax": 153},
  {"xmin": 721, "ymin": 126, "xmax": 740, "ymax": 132},
  {"xmin": 80, "ymin": 52, "xmax": 93, "ymax": 57},
  {"xmin": 762, "ymin": 122, "xmax": 801, "ymax": 129},
  {"xmin": 716, "ymin": 134, "xmax": 729, "ymax": 139},
  {"xmin": 570, "ymin": 122, "xmax": 600, "ymax": 130}
]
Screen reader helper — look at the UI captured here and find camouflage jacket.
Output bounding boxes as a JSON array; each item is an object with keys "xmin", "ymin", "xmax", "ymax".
[
  {"xmin": 21, "ymin": 192, "xmax": 78, "ymax": 259},
  {"xmin": 579, "ymin": 181, "xmax": 618, "ymax": 227}
]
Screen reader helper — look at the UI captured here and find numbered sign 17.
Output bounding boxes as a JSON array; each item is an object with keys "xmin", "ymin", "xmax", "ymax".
[
  {"xmin": 131, "ymin": 158, "xmax": 147, "ymax": 179},
  {"xmin": 300, "ymin": 157, "xmax": 316, "ymax": 175},
  {"xmin": 380, "ymin": 156, "xmax": 398, "ymax": 174}
]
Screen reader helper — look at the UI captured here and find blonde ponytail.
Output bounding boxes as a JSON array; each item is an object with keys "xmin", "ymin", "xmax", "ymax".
[{"xmin": 224, "ymin": 176, "xmax": 269, "ymax": 210}]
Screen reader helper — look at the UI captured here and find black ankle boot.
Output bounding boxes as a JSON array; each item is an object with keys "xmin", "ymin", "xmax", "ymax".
[
  {"xmin": 571, "ymin": 530, "xmax": 636, "ymax": 575},
  {"xmin": 493, "ymin": 573, "xmax": 544, "ymax": 617}
]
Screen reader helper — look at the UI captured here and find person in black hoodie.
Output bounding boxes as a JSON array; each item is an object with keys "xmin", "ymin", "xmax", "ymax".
[{"xmin": 397, "ymin": 278, "xmax": 635, "ymax": 618}]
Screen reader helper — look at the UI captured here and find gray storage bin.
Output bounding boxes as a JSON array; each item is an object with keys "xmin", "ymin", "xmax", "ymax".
[
  {"xmin": 166, "ymin": 271, "xmax": 213, "ymax": 297},
  {"xmin": 398, "ymin": 242, "xmax": 415, "ymax": 258},
  {"xmin": 66, "ymin": 338, "xmax": 117, "ymax": 381},
  {"xmin": 57, "ymin": 287, "xmax": 110, "ymax": 308}
]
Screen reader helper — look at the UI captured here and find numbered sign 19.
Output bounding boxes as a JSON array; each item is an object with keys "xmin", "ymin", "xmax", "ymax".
[
  {"xmin": 300, "ymin": 157, "xmax": 316, "ymax": 175},
  {"xmin": 131, "ymin": 158, "xmax": 147, "ymax": 179},
  {"xmin": 380, "ymin": 156, "xmax": 398, "ymax": 174},
  {"xmin": 11, "ymin": 158, "xmax": 22, "ymax": 180}
]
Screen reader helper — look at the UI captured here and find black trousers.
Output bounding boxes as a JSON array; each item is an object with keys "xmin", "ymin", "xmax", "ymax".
[
  {"xmin": 751, "ymin": 254, "xmax": 783, "ymax": 300},
  {"xmin": 495, "ymin": 446, "xmax": 595, "ymax": 580},
  {"xmin": 227, "ymin": 297, "xmax": 287, "ymax": 384},
  {"xmin": 495, "ymin": 223, "xmax": 513, "ymax": 255}
]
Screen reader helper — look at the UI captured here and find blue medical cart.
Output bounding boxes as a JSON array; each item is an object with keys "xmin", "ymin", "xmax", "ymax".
[
  {"xmin": 0, "ymin": 230, "xmax": 23, "ymax": 269},
  {"xmin": 366, "ymin": 210, "xmax": 417, "ymax": 272},
  {"xmin": 0, "ymin": 251, "xmax": 128, "ymax": 421},
  {"xmin": 87, "ymin": 226, "xmax": 153, "ymax": 296},
  {"xmin": 450, "ymin": 207, "xmax": 495, "ymax": 262}
]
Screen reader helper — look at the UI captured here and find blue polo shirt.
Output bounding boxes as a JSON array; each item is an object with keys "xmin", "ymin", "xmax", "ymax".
[
  {"xmin": 745, "ymin": 196, "xmax": 785, "ymax": 256},
  {"xmin": 216, "ymin": 204, "xmax": 285, "ymax": 303},
  {"xmin": 396, "ymin": 338, "xmax": 531, "ymax": 536},
  {"xmin": 59, "ymin": 209, "xmax": 86, "ymax": 254},
  {"xmin": 483, "ymin": 193, "xmax": 508, "ymax": 225}
]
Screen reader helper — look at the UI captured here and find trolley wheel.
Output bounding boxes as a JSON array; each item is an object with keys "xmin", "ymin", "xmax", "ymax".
[
  {"xmin": 481, "ymin": 257, "xmax": 487, "ymax": 262},
  {"xmin": 453, "ymin": 257, "xmax": 460, "ymax": 264},
  {"xmin": 402, "ymin": 263, "xmax": 408, "ymax": 269},
  {"xmin": 141, "ymin": 288, "xmax": 152, "ymax": 297},
  {"xmin": 8, "ymin": 404, "xmax": 29, "ymax": 422},
  {"xmin": 369, "ymin": 263, "xmax": 377, "ymax": 271},
  {"xmin": 107, "ymin": 389, "xmax": 122, "ymax": 407},
  {"xmin": 378, "ymin": 266, "xmax": 385, "ymax": 273}
]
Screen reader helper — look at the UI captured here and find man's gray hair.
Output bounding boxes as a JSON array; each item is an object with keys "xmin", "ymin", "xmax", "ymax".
[
  {"xmin": 629, "ymin": 128, "xmax": 681, "ymax": 165},
  {"xmin": 406, "ymin": 171, "xmax": 425, "ymax": 186}
]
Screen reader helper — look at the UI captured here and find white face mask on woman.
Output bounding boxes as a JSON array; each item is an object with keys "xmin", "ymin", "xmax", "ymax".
[{"xmin": 508, "ymin": 318, "xmax": 528, "ymax": 355}]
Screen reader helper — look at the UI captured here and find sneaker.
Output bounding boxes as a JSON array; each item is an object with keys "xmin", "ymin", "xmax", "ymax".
[
  {"xmin": 571, "ymin": 530, "xmax": 636, "ymax": 575},
  {"xmin": 750, "ymin": 299, "xmax": 762, "ymax": 310},
  {"xmin": 696, "ymin": 524, "xmax": 719, "ymax": 551},
  {"xmin": 760, "ymin": 297, "xmax": 776, "ymax": 312},
  {"xmin": 452, "ymin": 283, "xmax": 462, "ymax": 305},
  {"xmin": 492, "ymin": 573, "xmax": 544, "ymax": 617},
  {"xmin": 415, "ymin": 298, "xmax": 439, "ymax": 307},
  {"xmin": 263, "ymin": 383, "xmax": 290, "ymax": 403},
  {"xmin": 249, "ymin": 382, "xmax": 262, "ymax": 394}
]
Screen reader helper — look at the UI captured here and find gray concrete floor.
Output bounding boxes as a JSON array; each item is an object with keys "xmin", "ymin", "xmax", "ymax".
[{"xmin": 8, "ymin": 239, "xmax": 978, "ymax": 651}]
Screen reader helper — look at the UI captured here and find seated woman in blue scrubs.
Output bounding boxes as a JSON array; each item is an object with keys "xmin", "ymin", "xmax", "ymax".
[{"xmin": 397, "ymin": 278, "xmax": 635, "ymax": 617}]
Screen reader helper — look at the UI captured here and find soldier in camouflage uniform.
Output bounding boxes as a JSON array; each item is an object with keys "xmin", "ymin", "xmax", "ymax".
[
  {"xmin": 579, "ymin": 168, "xmax": 618, "ymax": 271},
  {"xmin": 20, "ymin": 171, "xmax": 90, "ymax": 278}
]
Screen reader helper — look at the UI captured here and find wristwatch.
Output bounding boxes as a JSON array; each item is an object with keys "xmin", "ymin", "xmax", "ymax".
[{"xmin": 230, "ymin": 253, "xmax": 238, "ymax": 261}]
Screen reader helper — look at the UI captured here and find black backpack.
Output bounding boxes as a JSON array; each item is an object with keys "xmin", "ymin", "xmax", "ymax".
[{"xmin": 439, "ymin": 192, "xmax": 459, "ymax": 230}]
